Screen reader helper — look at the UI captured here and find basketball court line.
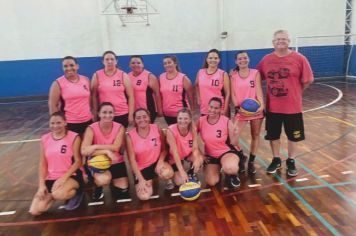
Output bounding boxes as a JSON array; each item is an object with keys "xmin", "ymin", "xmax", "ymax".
[
  {"xmin": 254, "ymin": 156, "xmax": 341, "ymax": 236},
  {"xmin": 0, "ymin": 211, "xmax": 16, "ymax": 216},
  {"xmin": 283, "ymin": 150, "xmax": 356, "ymax": 208},
  {"xmin": 303, "ymin": 83, "xmax": 343, "ymax": 113},
  {"xmin": 0, "ymin": 138, "xmax": 40, "ymax": 145},
  {"xmin": 293, "ymin": 180, "xmax": 356, "ymax": 191}
]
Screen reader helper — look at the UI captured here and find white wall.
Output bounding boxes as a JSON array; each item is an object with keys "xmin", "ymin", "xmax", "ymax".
[{"xmin": 0, "ymin": 0, "xmax": 348, "ymax": 61}]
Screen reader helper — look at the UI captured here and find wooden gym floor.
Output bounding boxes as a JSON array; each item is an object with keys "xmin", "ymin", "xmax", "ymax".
[{"xmin": 0, "ymin": 80, "xmax": 355, "ymax": 236}]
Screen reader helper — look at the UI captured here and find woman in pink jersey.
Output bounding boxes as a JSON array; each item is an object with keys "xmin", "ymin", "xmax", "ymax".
[
  {"xmin": 198, "ymin": 97, "xmax": 242, "ymax": 189},
  {"xmin": 166, "ymin": 108, "xmax": 204, "ymax": 188},
  {"xmin": 81, "ymin": 102, "xmax": 129, "ymax": 201},
  {"xmin": 126, "ymin": 108, "xmax": 173, "ymax": 200},
  {"xmin": 230, "ymin": 51, "xmax": 265, "ymax": 174},
  {"xmin": 159, "ymin": 55, "xmax": 194, "ymax": 125},
  {"xmin": 196, "ymin": 49, "xmax": 230, "ymax": 116},
  {"xmin": 128, "ymin": 55, "xmax": 163, "ymax": 122},
  {"xmin": 48, "ymin": 56, "xmax": 92, "ymax": 135},
  {"xmin": 91, "ymin": 51, "xmax": 134, "ymax": 128},
  {"xmin": 29, "ymin": 112, "xmax": 84, "ymax": 215}
]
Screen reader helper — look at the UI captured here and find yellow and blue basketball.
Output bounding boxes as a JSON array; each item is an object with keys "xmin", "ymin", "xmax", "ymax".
[
  {"xmin": 179, "ymin": 181, "xmax": 201, "ymax": 201},
  {"xmin": 87, "ymin": 154, "xmax": 112, "ymax": 173},
  {"xmin": 240, "ymin": 98, "xmax": 260, "ymax": 116}
]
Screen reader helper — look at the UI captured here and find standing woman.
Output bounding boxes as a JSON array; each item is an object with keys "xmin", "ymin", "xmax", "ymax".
[
  {"xmin": 29, "ymin": 112, "xmax": 83, "ymax": 215},
  {"xmin": 196, "ymin": 49, "xmax": 230, "ymax": 116},
  {"xmin": 126, "ymin": 108, "xmax": 174, "ymax": 200},
  {"xmin": 81, "ymin": 102, "xmax": 129, "ymax": 201},
  {"xmin": 128, "ymin": 55, "xmax": 163, "ymax": 122},
  {"xmin": 166, "ymin": 108, "xmax": 204, "ymax": 187},
  {"xmin": 91, "ymin": 51, "xmax": 134, "ymax": 127},
  {"xmin": 198, "ymin": 97, "xmax": 241, "ymax": 189},
  {"xmin": 230, "ymin": 51, "xmax": 264, "ymax": 174},
  {"xmin": 159, "ymin": 55, "xmax": 194, "ymax": 125},
  {"xmin": 48, "ymin": 56, "xmax": 92, "ymax": 135}
]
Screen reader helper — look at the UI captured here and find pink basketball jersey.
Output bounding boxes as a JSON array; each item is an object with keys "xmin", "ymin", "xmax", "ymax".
[
  {"xmin": 159, "ymin": 72, "xmax": 189, "ymax": 117},
  {"xmin": 41, "ymin": 131, "xmax": 78, "ymax": 180},
  {"xmin": 198, "ymin": 115, "xmax": 231, "ymax": 158},
  {"xmin": 230, "ymin": 69, "xmax": 264, "ymax": 121},
  {"xmin": 167, "ymin": 124, "xmax": 193, "ymax": 165},
  {"xmin": 89, "ymin": 121, "xmax": 124, "ymax": 164},
  {"xmin": 56, "ymin": 75, "xmax": 92, "ymax": 123},
  {"xmin": 128, "ymin": 124, "xmax": 161, "ymax": 170},
  {"xmin": 96, "ymin": 69, "xmax": 128, "ymax": 116},
  {"xmin": 128, "ymin": 70, "xmax": 157, "ymax": 111},
  {"xmin": 197, "ymin": 69, "xmax": 225, "ymax": 115}
]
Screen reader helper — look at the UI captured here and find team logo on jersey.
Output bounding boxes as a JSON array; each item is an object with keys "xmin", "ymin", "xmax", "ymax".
[{"xmin": 293, "ymin": 131, "xmax": 301, "ymax": 139}]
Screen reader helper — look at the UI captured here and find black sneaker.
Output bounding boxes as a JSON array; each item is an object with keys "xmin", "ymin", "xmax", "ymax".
[
  {"xmin": 266, "ymin": 157, "xmax": 282, "ymax": 174},
  {"xmin": 92, "ymin": 187, "xmax": 104, "ymax": 201},
  {"xmin": 227, "ymin": 175, "xmax": 241, "ymax": 189},
  {"xmin": 238, "ymin": 153, "xmax": 247, "ymax": 173},
  {"xmin": 247, "ymin": 162, "xmax": 256, "ymax": 174},
  {"xmin": 286, "ymin": 158, "xmax": 298, "ymax": 176}
]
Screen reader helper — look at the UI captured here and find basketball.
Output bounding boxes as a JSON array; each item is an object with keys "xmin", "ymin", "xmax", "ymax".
[
  {"xmin": 240, "ymin": 98, "xmax": 260, "ymax": 116},
  {"xmin": 87, "ymin": 154, "xmax": 112, "ymax": 173},
  {"xmin": 179, "ymin": 181, "xmax": 201, "ymax": 201}
]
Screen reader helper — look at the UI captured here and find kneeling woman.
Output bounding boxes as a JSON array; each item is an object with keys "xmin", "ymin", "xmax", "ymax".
[
  {"xmin": 198, "ymin": 97, "xmax": 242, "ymax": 189},
  {"xmin": 81, "ymin": 102, "xmax": 129, "ymax": 201},
  {"xmin": 126, "ymin": 108, "xmax": 173, "ymax": 200},
  {"xmin": 166, "ymin": 108, "xmax": 204, "ymax": 187},
  {"xmin": 29, "ymin": 112, "xmax": 83, "ymax": 215}
]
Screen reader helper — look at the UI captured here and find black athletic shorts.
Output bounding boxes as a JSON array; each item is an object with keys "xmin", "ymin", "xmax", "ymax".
[
  {"xmin": 164, "ymin": 116, "xmax": 177, "ymax": 125},
  {"xmin": 45, "ymin": 170, "xmax": 84, "ymax": 193},
  {"xmin": 114, "ymin": 114, "xmax": 129, "ymax": 128},
  {"xmin": 109, "ymin": 162, "xmax": 128, "ymax": 179},
  {"xmin": 67, "ymin": 119, "xmax": 93, "ymax": 136},
  {"xmin": 205, "ymin": 149, "xmax": 239, "ymax": 165},
  {"xmin": 134, "ymin": 162, "xmax": 157, "ymax": 184},
  {"xmin": 171, "ymin": 156, "xmax": 190, "ymax": 172},
  {"xmin": 264, "ymin": 112, "xmax": 305, "ymax": 142}
]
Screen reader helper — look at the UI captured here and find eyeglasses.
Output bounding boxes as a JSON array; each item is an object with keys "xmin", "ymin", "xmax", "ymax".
[{"xmin": 274, "ymin": 38, "xmax": 289, "ymax": 41}]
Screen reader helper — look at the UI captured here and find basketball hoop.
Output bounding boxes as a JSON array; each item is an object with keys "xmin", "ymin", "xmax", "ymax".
[
  {"xmin": 100, "ymin": 0, "xmax": 158, "ymax": 26},
  {"xmin": 121, "ymin": 6, "xmax": 137, "ymax": 14}
]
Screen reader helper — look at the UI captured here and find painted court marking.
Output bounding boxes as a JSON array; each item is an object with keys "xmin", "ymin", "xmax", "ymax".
[
  {"xmin": 303, "ymin": 83, "xmax": 343, "ymax": 113},
  {"xmin": 149, "ymin": 195, "xmax": 159, "ymax": 199},
  {"xmin": 295, "ymin": 178, "xmax": 309, "ymax": 182},
  {"xmin": 248, "ymin": 184, "xmax": 261, "ymax": 188},
  {"xmin": 0, "ymin": 138, "xmax": 40, "ymax": 145},
  {"xmin": 116, "ymin": 199, "xmax": 132, "ymax": 203},
  {"xmin": 0, "ymin": 211, "xmax": 16, "ymax": 216},
  {"xmin": 88, "ymin": 201, "xmax": 104, "ymax": 206},
  {"xmin": 319, "ymin": 175, "xmax": 330, "ymax": 178}
]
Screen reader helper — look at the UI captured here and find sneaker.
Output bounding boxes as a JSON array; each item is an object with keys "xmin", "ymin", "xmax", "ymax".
[
  {"xmin": 247, "ymin": 162, "xmax": 256, "ymax": 174},
  {"xmin": 165, "ymin": 179, "xmax": 175, "ymax": 190},
  {"xmin": 286, "ymin": 158, "xmax": 298, "ymax": 176},
  {"xmin": 65, "ymin": 191, "xmax": 84, "ymax": 210},
  {"xmin": 92, "ymin": 187, "xmax": 104, "ymax": 201},
  {"xmin": 238, "ymin": 154, "xmax": 247, "ymax": 173},
  {"xmin": 188, "ymin": 173, "xmax": 201, "ymax": 185},
  {"xmin": 227, "ymin": 175, "xmax": 241, "ymax": 189},
  {"xmin": 266, "ymin": 157, "xmax": 282, "ymax": 174}
]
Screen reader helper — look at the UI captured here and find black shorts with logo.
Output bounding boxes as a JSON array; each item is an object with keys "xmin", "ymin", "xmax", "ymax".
[{"xmin": 264, "ymin": 112, "xmax": 305, "ymax": 142}]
